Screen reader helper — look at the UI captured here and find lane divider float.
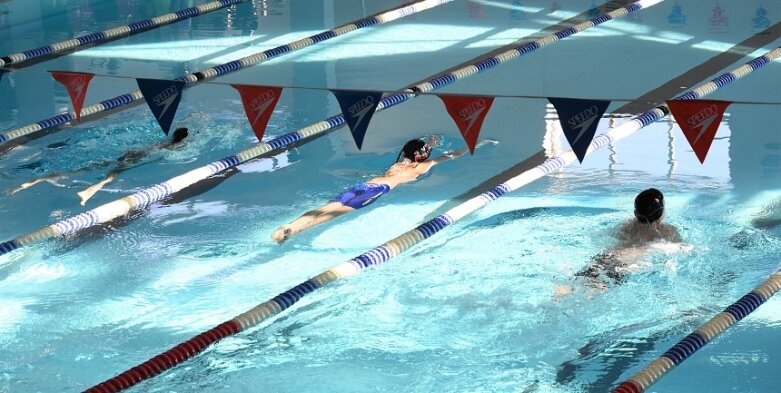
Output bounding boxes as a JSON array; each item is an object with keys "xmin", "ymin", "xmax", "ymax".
[
  {"xmin": 0, "ymin": 0, "xmax": 248, "ymax": 69},
  {"xmin": 612, "ymin": 269, "xmax": 781, "ymax": 392}
]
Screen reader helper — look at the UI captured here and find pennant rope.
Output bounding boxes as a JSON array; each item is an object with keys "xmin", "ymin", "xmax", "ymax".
[
  {"xmin": 0, "ymin": 0, "xmax": 454, "ymax": 147},
  {"xmin": 79, "ymin": 44, "xmax": 780, "ymax": 393},
  {"xmin": 7, "ymin": 66, "xmax": 781, "ymax": 107},
  {"xmin": 0, "ymin": 0, "xmax": 248, "ymax": 69},
  {"xmin": 0, "ymin": 0, "xmax": 659, "ymax": 255},
  {"xmin": 612, "ymin": 270, "xmax": 781, "ymax": 393}
]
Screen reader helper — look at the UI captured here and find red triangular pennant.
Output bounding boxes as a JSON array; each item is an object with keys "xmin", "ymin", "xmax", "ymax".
[
  {"xmin": 50, "ymin": 71, "xmax": 94, "ymax": 121},
  {"xmin": 666, "ymin": 99, "xmax": 731, "ymax": 163},
  {"xmin": 232, "ymin": 85, "xmax": 283, "ymax": 142},
  {"xmin": 438, "ymin": 95, "xmax": 495, "ymax": 154}
]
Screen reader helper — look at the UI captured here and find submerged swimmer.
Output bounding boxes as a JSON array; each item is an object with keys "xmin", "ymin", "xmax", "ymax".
[
  {"xmin": 557, "ymin": 188, "xmax": 690, "ymax": 295},
  {"xmin": 8, "ymin": 127, "xmax": 189, "ymax": 205},
  {"xmin": 271, "ymin": 137, "xmax": 494, "ymax": 244}
]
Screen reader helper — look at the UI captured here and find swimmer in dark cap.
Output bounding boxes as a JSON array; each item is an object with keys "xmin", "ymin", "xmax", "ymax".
[
  {"xmin": 8, "ymin": 127, "xmax": 190, "ymax": 205},
  {"xmin": 556, "ymin": 188, "xmax": 690, "ymax": 296},
  {"xmin": 271, "ymin": 137, "xmax": 496, "ymax": 244}
]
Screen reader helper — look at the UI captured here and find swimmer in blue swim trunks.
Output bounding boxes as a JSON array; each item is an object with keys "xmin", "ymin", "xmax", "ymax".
[{"xmin": 271, "ymin": 137, "xmax": 495, "ymax": 244}]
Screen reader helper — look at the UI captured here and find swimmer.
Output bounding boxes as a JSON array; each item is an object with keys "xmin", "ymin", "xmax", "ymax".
[
  {"xmin": 556, "ymin": 188, "xmax": 690, "ymax": 296},
  {"xmin": 271, "ymin": 137, "xmax": 496, "ymax": 244},
  {"xmin": 8, "ymin": 128, "xmax": 189, "ymax": 206},
  {"xmin": 76, "ymin": 127, "xmax": 189, "ymax": 205}
]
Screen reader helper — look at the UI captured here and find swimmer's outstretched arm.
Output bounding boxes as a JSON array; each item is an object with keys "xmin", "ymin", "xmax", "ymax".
[{"xmin": 430, "ymin": 139, "xmax": 498, "ymax": 164}]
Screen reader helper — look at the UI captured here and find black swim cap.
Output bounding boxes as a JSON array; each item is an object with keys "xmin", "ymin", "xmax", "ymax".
[
  {"xmin": 172, "ymin": 127, "xmax": 189, "ymax": 144},
  {"xmin": 397, "ymin": 139, "xmax": 431, "ymax": 163},
  {"xmin": 634, "ymin": 188, "xmax": 664, "ymax": 224}
]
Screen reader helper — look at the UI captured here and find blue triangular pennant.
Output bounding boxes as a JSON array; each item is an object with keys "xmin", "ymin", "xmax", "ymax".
[
  {"xmin": 548, "ymin": 97, "xmax": 610, "ymax": 163},
  {"xmin": 136, "ymin": 78, "xmax": 186, "ymax": 134},
  {"xmin": 332, "ymin": 90, "xmax": 383, "ymax": 149}
]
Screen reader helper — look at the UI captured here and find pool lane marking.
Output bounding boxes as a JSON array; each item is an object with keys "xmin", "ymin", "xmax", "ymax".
[
  {"xmin": 0, "ymin": 0, "xmax": 455, "ymax": 147},
  {"xmin": 82, "ymin": 45, "xmax": 780, "ymax": 393},
  {"xmin": 612, "ymin": 271, "xmax": 781, "ymax": 393},
  {"xmin": 0, "ymin": 0, "xmax": 249, "ymax": 69},
  {"xmin": 73, "ymin": 2, "xmax": 665, "ymax": 392},
  {"xmin": 0, "ymin": 0, "xmax": 661, "ymax": 258}
]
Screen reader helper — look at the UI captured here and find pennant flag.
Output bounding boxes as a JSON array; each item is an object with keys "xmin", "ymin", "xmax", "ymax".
[
  {"xmin": 548, "ymin": 97, "xmax": 610, "ymax": 163},
  {"xmin": 666, "ymin": 99, "xmax": 731, "ymax": 163},
  {"xmin": 332, "ymin": 90, "xmax": 383, "ymax": 150},
  {"xmin": 438, "ymin": 95, "xmax": 495, "ymax": 154},
  {"xmin": 137, "ymin": 78, "xmax": 186, "ymax": 134},
  {"xmin": 232, "ymin": 84, "xmax": 283, "ymax": 142},
  {"xmin": 50, "ymin": 71, "xmax": 95, "ymax": 121}
]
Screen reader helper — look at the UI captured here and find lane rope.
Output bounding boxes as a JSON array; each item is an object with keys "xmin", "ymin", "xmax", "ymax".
[
  {"xmin": 0, "ymin": 0, "xmax": 454, "ymax": 146},
  {"xmin": 611, "ymin": 278, "xmax": 781, "ymax": 392},
  {"xmin": 0, "ymin": 0, "xmax": 248, "ymax": 69},
  {"xmin": 0, "ymin": 0, "xmax": 662, "ymax": 257},
  {"xmin": 75, "ymin": 2, "xmax": 666, "ymax": 392}
]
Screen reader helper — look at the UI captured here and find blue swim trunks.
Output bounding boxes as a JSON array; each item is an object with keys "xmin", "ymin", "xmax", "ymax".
[{"xmin": 333, "ymin": 183, "xmax": 391, "ymax": 209}]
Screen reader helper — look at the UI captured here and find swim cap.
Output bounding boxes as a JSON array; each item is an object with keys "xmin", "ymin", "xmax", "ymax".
[
  {"xmin": 634, "ymin": 188, "xmax": 664, "ymax": 224},
  {"xmin": 172, "ymin": 127, "xmax": 189, "ymax": 144},
  {"xmin": 397, "ymin": 139, "xmax": 431, "ymax": 163}
]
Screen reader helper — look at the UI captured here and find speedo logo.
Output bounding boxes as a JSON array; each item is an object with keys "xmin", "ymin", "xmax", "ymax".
[
  {"xmin": 347, "ymin": 96, "xmax": 375, "ymax": 126},
  {"xmin": 458, "ymin": 98, "xmax": 487, "ymax": 136},
  {"xmin": 686, "ymin": 104, "xmax": 719, "ymax": 145},
  {"xmin": 153, "ymin": 86, "xmax": 178, "ymax": 105},
  {"xmin": 567, "ymin": 105, "xmax": 600, "ymax": 144},
  {"xmin": 152, "ymin": 85, "xmax": 179, "ymax": 117},
  {"xmin": 567, "ymin": 105, "xmax": 599, "ymax": 128},
  {"xmin": 68, "ymin": 77, "xmax": 87, "ymax": 98},
  {"xmin": 686, "ymin": 104, "xmax": 718, "ymax": 127},
  {"xmin": 249, "ymin": 90, "xmax": 277, "ymax": 124}
]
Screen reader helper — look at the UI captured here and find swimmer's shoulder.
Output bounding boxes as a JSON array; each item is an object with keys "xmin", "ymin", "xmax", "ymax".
[
  {"xmin": 614, "ymin": 220, "xmax": 637, "ymax": 239},
  {"xmin": 661, "ymin": 223, "xmax": 683, "ymax": 242}
]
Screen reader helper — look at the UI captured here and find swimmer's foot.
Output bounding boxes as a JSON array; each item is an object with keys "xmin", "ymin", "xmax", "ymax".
[{"xmin": 271, "ymin": 226, "xmax": 292, "ymax": 244}]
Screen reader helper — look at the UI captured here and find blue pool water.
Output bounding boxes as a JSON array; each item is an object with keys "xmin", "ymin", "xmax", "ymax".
[{"xmin": 1, "ymin": 1, "xmax": 780, "ymax": 392}]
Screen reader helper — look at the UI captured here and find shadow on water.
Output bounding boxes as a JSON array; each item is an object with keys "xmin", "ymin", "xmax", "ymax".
[
  {"xmin": 466, "ymin": 206, "xmax": 619, "ymax": 230},
  {"xmin": 48, "ymin": 166, "xmax": 243, "ymax": 254}
]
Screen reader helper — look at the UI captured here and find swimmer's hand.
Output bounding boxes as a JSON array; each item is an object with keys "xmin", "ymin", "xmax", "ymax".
[
  {"xmin": 427, "ymin": 134, "xmax": 444, "ymax": 148},
  {"xmin": 476, "ymin": 139, "xmax": 499, "ymax": 148}
]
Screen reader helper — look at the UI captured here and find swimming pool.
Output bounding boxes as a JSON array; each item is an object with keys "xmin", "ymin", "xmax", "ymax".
[{"xmin": 1, "ymin": 0, "xmax": 780, "ymax": 392}]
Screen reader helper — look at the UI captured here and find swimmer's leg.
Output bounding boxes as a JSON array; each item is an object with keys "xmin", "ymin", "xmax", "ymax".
[
  {"xmin": 77, "ymin": 172, "xmax": 117, "ymax": 206},
  {"xmin": 272, "ymin": 202, "xmax": 353, "ymax": 244},
  {"xmin": 6, "ymin": 174, "xmax": 68, "ymax": 195}
]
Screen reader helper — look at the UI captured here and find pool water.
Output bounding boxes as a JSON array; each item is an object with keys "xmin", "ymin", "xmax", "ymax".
[{"xmin": 1, "ymin": 1, "xmax": 780, "ymax": 392}]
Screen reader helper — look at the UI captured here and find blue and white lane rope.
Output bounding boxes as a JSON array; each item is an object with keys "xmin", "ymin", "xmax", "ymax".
[
  {"xmin": 0, "ymin": 0, "xmax": 247, "ymax": 69},
  {"xmin": 612, "ymin": 269, "xmax": 781, "ymax": 393},
  {"xmin": 0, "ymin": 0, "xmax": 454, "ymax": 146},
  {"xmin": 0, "ymin": 0, "xmax": 661, "ymax": 255},
  {"xmin": 83, "ymin": 43, "xmax": 780, "ymax": 393}
]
